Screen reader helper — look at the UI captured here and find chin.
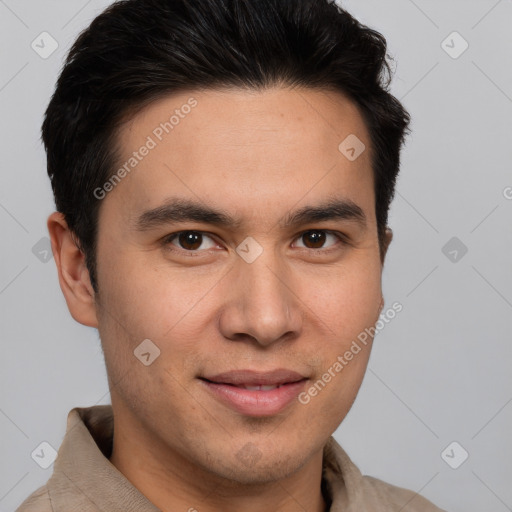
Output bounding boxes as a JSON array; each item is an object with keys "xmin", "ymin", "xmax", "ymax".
[{"xmin": 205, "ymin": 443, "xmax": 306, "ymax": 486}]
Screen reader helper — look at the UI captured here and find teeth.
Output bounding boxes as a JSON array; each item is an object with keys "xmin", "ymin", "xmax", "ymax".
[{"xmin": 241, "ymin": 384, "xmax": 281, "ymax": 391}]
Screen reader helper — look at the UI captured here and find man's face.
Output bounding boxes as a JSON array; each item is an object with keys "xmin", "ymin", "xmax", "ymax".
[{"xmin": 93, "ymin": 87, "xmax": 388, "ymax": 484}]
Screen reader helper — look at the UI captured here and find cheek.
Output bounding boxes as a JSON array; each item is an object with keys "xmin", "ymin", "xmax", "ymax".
[
  {"xmin": 96, "ymin": 247, "xmax": 222, "ymax": 343},
  {"xmin": 297, "ymin": 257, "xmax": 382, "ymax": 337},
  {"xmin": 293, "ymin": 258, "xmax": 381, "ymax": 411}
]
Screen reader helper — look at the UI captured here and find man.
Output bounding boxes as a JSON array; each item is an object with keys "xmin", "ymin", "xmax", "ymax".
[{"xmin": 17, "ymin": 0, "xmax": 447, "ymax": 510}]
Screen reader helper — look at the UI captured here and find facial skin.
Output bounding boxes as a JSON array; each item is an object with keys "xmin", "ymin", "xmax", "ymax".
[{"xmin": 48, "ymin": 86, "xmax": 392, "ymax": 512}]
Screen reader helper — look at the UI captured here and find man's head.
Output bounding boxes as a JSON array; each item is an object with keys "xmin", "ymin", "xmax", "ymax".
[
  {"xmin": 44, "ymin": 0, "xmax": 410, "ymax": 499},
  {"xmin": 44, "ymin": 0, "xmax": 409, "ymax": 294}
]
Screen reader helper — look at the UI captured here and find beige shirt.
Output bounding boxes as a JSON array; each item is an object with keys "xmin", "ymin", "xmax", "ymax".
[{"xmin": 16, "ymin": 405, "xmax": 447, "ymax": 511}]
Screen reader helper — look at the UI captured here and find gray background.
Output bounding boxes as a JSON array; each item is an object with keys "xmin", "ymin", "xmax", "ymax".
[{"xmin": 1, "ymin": 1, "xmax": 511, "ymax": 511}]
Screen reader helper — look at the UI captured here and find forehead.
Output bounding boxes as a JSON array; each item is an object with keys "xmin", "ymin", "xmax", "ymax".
[{"xmin": 105, "ymin": 86, "xmax": 375, "ymax": 227}]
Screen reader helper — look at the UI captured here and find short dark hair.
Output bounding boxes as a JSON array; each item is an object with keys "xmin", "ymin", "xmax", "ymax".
[{"xmin": 42, "ymin": 0, "xmax": 410, "ymax": 293}]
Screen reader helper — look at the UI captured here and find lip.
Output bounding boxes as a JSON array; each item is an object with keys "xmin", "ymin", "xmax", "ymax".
[
  {"xmin": 199, "ymin": 369, "xmax": 309, "ymax": 417},
  {"xmin": 201, "ymin": 368, "xmax": 306, "ymax": 387}
]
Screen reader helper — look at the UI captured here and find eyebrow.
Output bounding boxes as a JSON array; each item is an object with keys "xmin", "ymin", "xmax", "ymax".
[{"xmin": 134, "ymin": 196, "xmax": 367, "ymax": 232}]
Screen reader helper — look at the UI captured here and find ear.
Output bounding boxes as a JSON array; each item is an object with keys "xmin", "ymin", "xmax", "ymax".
[
  {"xmin": 380, "ymin": 227, "xmax": 393, "ymax": 265},
  {"xmin": 47, "ymin": 212, "xmax": 98, "ymax": 327}
]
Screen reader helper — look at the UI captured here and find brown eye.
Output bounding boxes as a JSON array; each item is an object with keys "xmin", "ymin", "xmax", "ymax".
[
  {"xmin": 177, "ymin": 231, "xmax": 203, "ymax": 250},
  {"xmin": 302, "ymin": 231, "xmax": 326, "ymax": 248},
  {"xmin": 165, "ymin": 231, "xmax": 218, "ymax": 252},
  {"xmin": 294, "ymin": 230, "xmax": 345, "ymax": 251}
]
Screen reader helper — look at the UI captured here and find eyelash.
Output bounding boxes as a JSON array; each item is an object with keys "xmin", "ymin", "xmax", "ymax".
[{"xmin": 161, "ymin": 229, "xmax": 349, "ymax": 257}]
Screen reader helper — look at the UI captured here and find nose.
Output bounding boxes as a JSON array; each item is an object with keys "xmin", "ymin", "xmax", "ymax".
[{"xmin": 218, "ymin": 250, "xmax": 303, "ymax": 347}]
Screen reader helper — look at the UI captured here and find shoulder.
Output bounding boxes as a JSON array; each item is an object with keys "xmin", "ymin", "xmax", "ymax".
[
  {"xmin": 323, "ymin": 437, "xmax": 447, "ymax": 511},
  {"xmin": 361, "ymin": 474, "xmax": 447, "ymax": 511},
  {"xmin": 15, "ymin": 484, "xmax": 53, "ymax": 512}
]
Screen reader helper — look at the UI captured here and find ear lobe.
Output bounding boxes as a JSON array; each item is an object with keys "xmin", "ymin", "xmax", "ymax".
[{"xmin": 47, "ymin": 212, "xmax": 98, "ymax": 327}]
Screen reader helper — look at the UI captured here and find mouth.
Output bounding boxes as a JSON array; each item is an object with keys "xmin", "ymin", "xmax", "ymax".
[
  {"xmin": 200, "ymin": 382, "xmax": 296, "ymax": 391},
  {"xmin": 198, "ymin": 369, "xmax": 309, "ymax": 416},
  {"xmin": 199, "ymin": 368, "xmax": 307, "ymax": 387}
]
